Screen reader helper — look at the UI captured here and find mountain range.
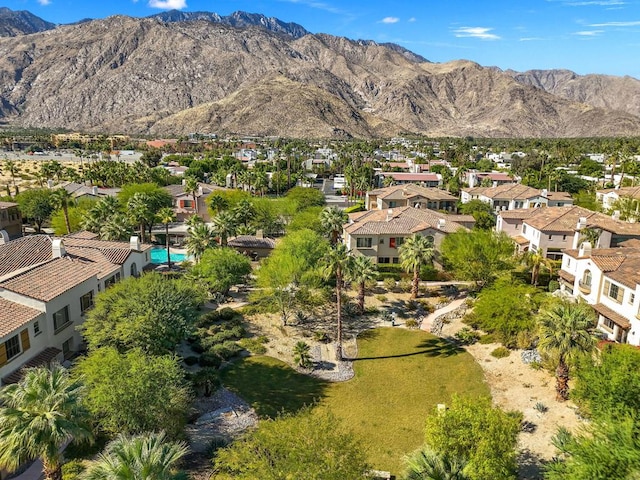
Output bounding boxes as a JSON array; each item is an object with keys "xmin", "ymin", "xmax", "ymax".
[{"xmin": 0, "ymin": 7, "xmax": 639, "ymax": 139}]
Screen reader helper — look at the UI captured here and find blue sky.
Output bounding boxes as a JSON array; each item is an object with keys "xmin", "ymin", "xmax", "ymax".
[{"xmin": 5, "ymin": 0, "xmax": 640, "ymax": 78}]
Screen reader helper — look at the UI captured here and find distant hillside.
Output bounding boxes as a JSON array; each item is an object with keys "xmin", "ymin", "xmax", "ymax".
[
  {"xmin": 505, "ymin": 68, "xmax": 640, "ymax": 118},
  {"xmin": 0, "ymin": 7, "xmax": 55, "ymax": 37},
  {"xmin": 0, "ymin": 14, "xmax": 639, "ymax": 138}
]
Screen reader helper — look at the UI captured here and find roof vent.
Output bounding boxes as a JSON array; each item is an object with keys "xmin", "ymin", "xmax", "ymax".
[
  {"xmin": 52, "ymin": 239, "xmax": 66, "ymax": 258},
  {"xmin": 438, "ymin": 218, "xmax": 446, "ymax": 229},
  {"xmin": 579, "ymin": 241, "xmax": 592, "ymax": 258},
  {"xmin": 130, "ymin": 236, "xmax": 140, "ymax": 251},
  {"xmin": 577, "ymin": 216, "xmax": 588, "ymax": 229}
]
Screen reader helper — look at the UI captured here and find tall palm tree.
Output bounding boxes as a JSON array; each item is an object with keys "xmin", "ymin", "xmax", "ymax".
[
  {"xmin": 347, "ymin": 255, "xmax": 377, "ymax": 315},
  {"xmin": 52, "ymin": 188, "xmax": 75, "ymax": 235},
  {"xmin": 399, "ymin": 234, "xmax": 435, "ymax": 299},
  {"xmin": 185, "ymin": 222, "xmax": 216, "ymax": 263},
  {"xmin": 404, "ymin": 448, "xmax": 469, "ymax": 480},
  {"xmin": 208, "ymin": 193, "xmax": 229, "ymax": 215},
  {"xmin": 0, "ymin": 365, "xmax": 93, "ymax": 480},
  {"xmin": 537, "ymin": 301, "xmax": 597, "ymax": 401},
  {"xmin": 320, "ymin": 206, "xmax": 348, "ymax": 245},
  {"xmin": 82, "ymin": 432, "xmax": 187, "ymax": 480},
  {"xmin": 157, "ymin": 207, "xmax": 176, "ymax": 267},
  {"xmin": 323, "ymin": 243, "xmax": 351, "ymax": 361},
  {"xmin": 212, "ymin": 210, "xmax": 238, "ymax": 247},
  {"xmin": 183, "ymin": 175, "xmax": 199, "ymax": 214},
  {"xmin": 232, "ymin": 198, "xmax": 256, "ymax": 228},
  {"xmin": 579, "ymin": 227, "xmax": 602, "ymax": 248},
  {"xmin": 3, "ymin": 160, "xmax": 20, "ymax": 190},
  {"xmin": 523, "ymin": 251, "xmax": 554, "ymax": 286},
  {"xmin": 127, "ymin": 192, "xmax": 152, "ymax": 243},
  {"xmin": 99, "ymin": 213, "xmax": 132, "ymax": 241}
]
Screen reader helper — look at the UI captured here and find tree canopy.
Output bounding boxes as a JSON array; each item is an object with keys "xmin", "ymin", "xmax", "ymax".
[
  {"xmin": 16, "ymin": 188, "xmax": 55, "ymax": 232},
  {"xmin": 189, "ymin": 247, "xmax": 252, "ymax": 295}
]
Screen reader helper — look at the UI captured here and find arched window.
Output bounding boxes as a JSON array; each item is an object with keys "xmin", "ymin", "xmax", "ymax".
[
  {"xmin": 131, "ymin": 263, "xmax": 138, "ymax": 277},
  {"xmin": 582, "ymin": 270, "xmax": 592, "ymax": 286}
]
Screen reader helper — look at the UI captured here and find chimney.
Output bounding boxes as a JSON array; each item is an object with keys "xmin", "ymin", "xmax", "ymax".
[
  {"xmin": 92, "ymin": 186, "xmax": 98, "ymax": 195},
  {"xmin": 577, "ymin": 217, "xmax": 587, "ymax": 230},
  {"xmin": 0, "ymin": 230, "xmax": 8, "ymax": 245},
  {"xmin": 541, "ymin": 189, "xmax": 548, "ymax": 197},
  {"xmin": 612, "ymin": 210, "xmax": 621, "ymax": 221},
  {"xmin": 129, "ymin": 236, "xmax": 140, "ymax": 251},
  {"xmin": 255, "ymin": 229, "xmax": 264, "ymax": 239},
  {"xmin": 197, "ymin": 186, "xmax": 203, "ymax": 196},
  {"xmin": 386, "ymin": 209, "xmax": 393, "ymax": 221},
  {"xmin": 579, "ymin": 241, "xmax": 592, "ymax": 258},
  {"xmin": 438, "ymin": 218, "xmax": 446, "ymax": 229},
  {"xmin": 492, "ymin": 181, "xmax": 498, "ymax": 188},
  {"xmin": 52, "ymin": 239, "xmax": 66, "ymax": 258}
]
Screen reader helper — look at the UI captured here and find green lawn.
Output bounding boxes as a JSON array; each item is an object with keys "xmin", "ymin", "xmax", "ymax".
[{"xmin": 221, "ymin": 327, "xmax": 489, "ymax": 475}]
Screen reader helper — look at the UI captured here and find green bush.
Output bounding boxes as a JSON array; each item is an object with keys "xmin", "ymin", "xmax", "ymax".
[
  {"xmin": 197, "ymin": 307, "xmax": 242, "ymax": 327},
  {"xmin": 199, "ymin": 352, "xmax": 222, "ymax": 368},
  {"xmin": 184, "ymin": 356, "xmax": 199, "ymax": 366},
  {"xmin": 490, "ymin": 346, "xmax": 511, "ymax": 358},
  {"xmin": 420, "ymin": 264, "xmax": 440, "ymax": 281},
  {"xmin": 548, "ymin": 280, "xmax": 560, "ymax": 292},
  {"xmin": 478, "ymin": 333, "xmax": 497, "ymax": 344},
  {"xmin": 398, "ymin": 278, "xmax": 412, "ymax": 293},
  {"xmin": 455, "ymin": 327, "xmax": 480, "ymax": 345},
  {"xmin": 238, "ymin": 337, "xmax": 268, "ymax": 355},
  {"xmin": 210, "ymin": 341, "xmax": 242, "ymax": 360},
  {"xmin": 344, "ymin": 203, "xmax": 365, "ymax": 213},
  {"xmin": 383, "ymin": 277, "xmax": 397, "ymax": 291},
  {"xmin": 405, "ymin": 318, "xmax": 419, "ymax": 329},
  {"xmin": 515, "ymin": 330, "xmax": 536, "ymax": 350},
  {"xmin": 313, "ymin": 331, "xmax": 330, "ymax": 343},
  {"xmin": 191, "ymin": 342, "xmax": 205, "ymax": 354},
  {"xmin": 375, "ymin": 294, "xmax": 388, "ymax": 303},
  {"xmin": 62, "ymin": 460, "xmax": 85, "ymax": 480}
]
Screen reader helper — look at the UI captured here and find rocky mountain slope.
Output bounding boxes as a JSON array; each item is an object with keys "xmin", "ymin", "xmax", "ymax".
[
  {"xmin": 0, "ymin": 13, "xmax": 639, "ymax": 138},
  {"xmin": 505, "ymin": 68, "xmax": 640, "ymax": 118},
  {"xmin": 0, "ymin": 7, "xmax": 55, "ymax": 37}
]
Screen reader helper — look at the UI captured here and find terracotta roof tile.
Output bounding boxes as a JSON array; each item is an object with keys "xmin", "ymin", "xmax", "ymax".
[
  {"xmin": 345, "ymin": 206, "xmax": 468, "ymax": 236},
  {"xmin": 228, "ymin": 235, "xmax": 276, "ymax": 249},
  {"xmin": 0, "ymin": 201, "xmax": 18, "ymax": 209},
  {"xmin": 0, "ymin": 298, "xmax": 43, "ymax": 337},
  {"xmin": 0, "ymin": 257, "xmax": 97, "ymax": 301},
  {"xmin": 66, "ymin": 231, "xmax": 100, "ymax": 240},
  {"xmin": 558, "ymin": 270, "xmax": 575, "ymax": 283},
  {"xmin": 0, "ymin": 235, "xmax": 52, "ymax": 278},
  {"xmin": 369, "ymin": 184, "xmax": 457, "ymax": 202},
  {"xmin": 592, "ymin": 303, "xmax": 631, "ymax": 329},
  {"xmin": 62, "ymin": 237, "xmax": 152, "ymax": 253}
]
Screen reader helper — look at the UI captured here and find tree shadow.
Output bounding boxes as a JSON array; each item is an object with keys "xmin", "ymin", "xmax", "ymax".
[
  {"xmin": 221, "ymin": 358, "xmax": 328, "ymax": 419},
  {"xmin": 517, "ymin": 449, "xmax": 547, "ymax": 480},
  {"xmin": 354, "ymin": 337, "xmax": 464, "ymax": 361}
]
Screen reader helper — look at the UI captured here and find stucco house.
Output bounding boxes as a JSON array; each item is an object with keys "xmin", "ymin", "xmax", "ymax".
[
  {"xmin": 344, "ymin": 206, "xmax": 474, "ymax": 264},
  {"xmin": 461, "ymin": 184, "xmax": 573, "ymax": 212},
  {"xmin": 365, "ymin": 184, "xmax": 458, "ymax": 212},
  {"xmin": 0, "ymin": 202, "xmax": 22, "ymax": 240},
  {"xmin": 596, "ymin": 186, "xmax": 640, "ymax": 211},
  {"xmin": 0, "ymin": 233, "xmax": 151, "ymax": 385}
]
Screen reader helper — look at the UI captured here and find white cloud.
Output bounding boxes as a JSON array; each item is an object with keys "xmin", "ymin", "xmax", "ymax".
[
  {"xmin": 519, "ymin": 37, "xmax": 544, "ymax": 41},
  {"xmin": 148, "ymin": 0, "xmax": 187, "ymax": 9},
  {"xmin": 453, "ymin": 27, "xmax": 500, "ymax": 40},
  {"xmin": 279, "ymin": 0, "xmax": 345, "ymax": 15},
  {"xmin": 408, "ymin": 17, "xmax": 416, "ymax": 22},
  {"xmin": 380, "ymin": 17, "xmax": 400, "ymax": 24},
  {"xmin": 565, "ymin": 0, "xmax": 626, "ymax": 5},
  {"xmin": 589, "ymin": 20, "xmax": 640, "ymax": 26},
  {"xmin": 573, "ymin": 29, "xmax": 604, "ymax": 35},
  {"xmin": 37, "ymin": 0, "xmax": 51, "ymax": 5}
]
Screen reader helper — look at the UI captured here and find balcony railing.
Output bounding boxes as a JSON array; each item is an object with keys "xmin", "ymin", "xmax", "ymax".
[{"xmin": 578, "ymin": 280, "xmax": 592, "ymax": 294}]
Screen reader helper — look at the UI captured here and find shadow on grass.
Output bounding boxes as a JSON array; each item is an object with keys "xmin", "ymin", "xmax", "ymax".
[
  {"xmin": 221, "ymin": 357, "xmax": 328, "ymax": 419},
  {"xmin": 354, "ymin": 337, "xmax": 464, "ymax": 361}
]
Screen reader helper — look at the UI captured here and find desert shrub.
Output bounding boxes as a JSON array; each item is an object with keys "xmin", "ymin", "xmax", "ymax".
[
  {"xmin": 398, "ymin": 278, "xmax": 412, "ymax": 293},
  {"xmin": 184, "ymin": 356, "xmax": 199, "ymax": 366},
  {"xmin": 418, "ymin": 299, "xmax": 435, "ymax": 314},
  {"xmin": 62, "ymin": 460, "xmax": 85, "ymax": 480},
  {"xmin": 420, "ymin": 264, "xmax": 440, "ymax": 281},
  {"xmin": 375, "ymin": 294, "xmax": 388, "ymax": 303},
  {"xmin": 405, "ymin": 318, "xmax": 419, "ymax": 329},
  {"xmin": 516, "ymin": 330, "xmax": 536, "ymax": 350},
  {"xmin": 210, "ymin": 341, "xmax": 242, "ymax": 360},
  {"xmin": 199, "ymin": 352, "xmax": 222, "ymax": 368},
  {"xmin": 313, "ymin": 331, "xmax": 330, "ymax": 343},
  {"xmin": 455, "ymin": 327, "xmax": 480, "ymax": 345},
  {"xmin": 491, "ymin": 346, "xmax": 511, "ymax": 358},
  {"xmin": 478, "ymin": 333, "xmax": 497, "ymax": 345},
  {"xmin": 462, "ymin": 312, "xmax": 480, "ymax": 329},
  {"xmin": 406, "ymin": 300, "xmax": 419, "ymax": 311},
  {"xmin": 548, "ymin": 280, "xmax": 560, "ymax": 292},
  {"xmin": 238, "ymin": 337, "xmax": 268, "ymax": 355},
  {"xmin": 383, "ymin": 277, "xmax": 397, "ymax": 291},
  {"xmin": 365, "ymin": 305, "xmax": 380, "ymax": 315}
]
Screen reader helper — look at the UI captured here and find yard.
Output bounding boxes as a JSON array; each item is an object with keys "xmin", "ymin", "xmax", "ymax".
[{"xmin": 221, "ymin": 327, "xmax": 489, "ymax": 475}]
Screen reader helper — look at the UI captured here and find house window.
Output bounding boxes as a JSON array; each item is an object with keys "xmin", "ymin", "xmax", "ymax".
[
  {"xmin": 182, "ymin": 199, "xmax": 193, "ymax": 208},
  {"xmin": 604, "ymin": 280, "xmax": 624, "ymax": 304},
  {"xmin": 53, "ymin": 306, "xmax": 71, "ymax": 333},
  {"xmin": 80, "ymin": 292, "xmax": 94, "ymax": 314},
  {"xmin": 356, "ymin": 238, "xmax": 373, "ymax": 248},
  {"xmin": 62, "ymin": 337, "xmax": 74, "ymax": 360},
  {"xmin": 582, "ymin": 270, "xmax": 592, "ymax": 287},
  {"xmin": 548, "ymin": 235, "xmax": 553, "ymax": 240},
  {"xmin": 392, "ymin": 257, "xmax": 399, "ymax": 264},
  {"xmin": 104, "ymin": 273, "xmax": 121, "ymax": 288},
  {"xmin": 630, "ymin": 293, "xmax": 635, "ymax": 305},
  {"xmin": 563, "ymin": 235, "xmax": 567, "ymax": 241},
  {"xmin": 378, "ymin": 257, "xmax": 390, "ymax": 264},
  {"xmin": 4, "ymin": 335, "xmax": 21, "ymax": 361},
  {"xmin": 388, "ymin": 201, "xmax": 397, "ymax": 208},
  {"xmin": 602, "ymin": 318, "xmax": 615, "ymax": 331},
  {"xmin": 523, "ymin": 225, "xmax": 527, "ymax": 234},
  {"xmin": 131, "ymin": 263, "xmax": 138, "ymax": 277},
  {"xmin": 380, "ymin": 238, "xmax": 385, "ymax": 244},
  {"xmin": 34, "ymin": 321, "xmax": 41, "ymax": 336}
]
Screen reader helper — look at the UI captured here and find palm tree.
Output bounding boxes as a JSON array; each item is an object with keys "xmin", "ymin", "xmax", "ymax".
[
  {"xmin": 524, "ymin": 251, "xmax": 554, "ymax": 286},
  {"xmin": 320, "ymin": 206, "xmax": 348, "ymax": 245},
  {"xmin": 82, "ymin": 432, "xmax": 187, "ymax": 480},
  {"xmin": 232, "ymin": 198, "xmax": 256, "ymax": 228},
  {"xmin": 183, "ymin": 175, "xmax": 199, "ymax": 214},
  {"xmin": 127, "ymin": 192, "xmax": 152, "ymax": 243},
  {"xmin": 292, "ymin": 341, "xmax": 313, "ymax": 368},
  {"xmin": 3, "ymin": 160, "xmax": 20, "ymax": 190},
  {"xmin": 579, "ymin": 227, "xmax": 602, "ymax": 248},
  {"xmin": 347, "ymin": 255, "xmax": 377, "ymax": 315},
  {"xmin": 403, "ymin": 448, "xmax": 469, "ymax": 480},
  {"xmin": 99, "ymin": 213, "xmax": 132, "ymax": 241},
  {"xmin": 208, "ymin": 193, "xmax": 229, "ymax": 215},
  {"xmin": 0, "ymin": 365, "xmax": 93, "ymax": 480},
  {"xmin": 52, "ymin": 188, "xmax": 75, "ymax": 235},
  {"xmin": 185, "ymin": 222, "xmax": 216, "ymax": 262},
  {"xmin": 157, "ymin": 207, "xmax": 176, "ymax": 267},
  {"xmin": 212, "ymin": 210, "xmax": 237, "ymax": 247},
  {"xmin": 399, "ymin": 234, "xmax": 435, "ymax": 299},
  {"xmin": 323, "ymin": 243, "xmax": 351, "ymax": 361},
  {"xmin": 537, "ymin": 301, "xmax": 597, "ymax": 401}
]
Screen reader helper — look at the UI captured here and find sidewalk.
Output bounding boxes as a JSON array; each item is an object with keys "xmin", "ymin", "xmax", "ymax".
[{"xmin": 420, "ymin": 296, "xmax": 468, "ymax": 333}]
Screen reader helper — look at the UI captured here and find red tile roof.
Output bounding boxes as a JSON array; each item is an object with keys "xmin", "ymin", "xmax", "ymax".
[
  {"xmin": 0, "ymin": 298, "xmax": 43, "ymax": 337},
  {"xmin": 345, "ymin": 206, "xmax": 468, "ymax": 236},
  {"xmin": 0, "ymin": 235, "xmax": 52, "ymax": 278},
  {"xmin": 381, "ymin": 173, "xmax": 439, "ymax": 182}
]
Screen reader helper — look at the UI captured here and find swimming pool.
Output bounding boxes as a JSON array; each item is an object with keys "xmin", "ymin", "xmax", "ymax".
[{"xmin": 150, "ymin": 247, "xmax": 188, "ymax": 264}]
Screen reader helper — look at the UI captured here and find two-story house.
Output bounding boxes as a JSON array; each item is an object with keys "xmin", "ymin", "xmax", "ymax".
[
  {"xmin": 461, "ymin": 184, "xmax": 573, "ymax": 211},
  {"xmin": 375, "ymin": 172, "xmax": 442, "ymax": 188},
  {"xmin": 0, "ymin": 233, "xmax": 151, "ymax": 385},
  {"xmin": 0, "ymin": 202, "xmax": 22, "ymax": 240},
  {"xmin": 344, "ymin": 206, "xmax": 474, "ymax": 264},
  {"xmin": 465, "ymin": 171, "xmax": 516, "ymax": 188},
  {"xmin": 496, "ymin": 205, "xmax": 640, "ymax": 260},
  {"xmin": 365, "ymin": 184, "xmax": 458, "ymax": 212},
  {"xmin": 164, "ymin": 182, "xmax": 222, "ymax": 222},
  {"xmin": 596, "ymin": 186, "xmax": 640, "ymax": 211},
  {"xmin": 559, "ymin": 243, "xmax": 640, "ymax": 346}
]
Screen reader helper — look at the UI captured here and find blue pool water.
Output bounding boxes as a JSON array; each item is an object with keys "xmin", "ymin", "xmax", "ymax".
[{"xmin": 150, "ymin": 247, "xmax": 188, "ymax": 264}]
